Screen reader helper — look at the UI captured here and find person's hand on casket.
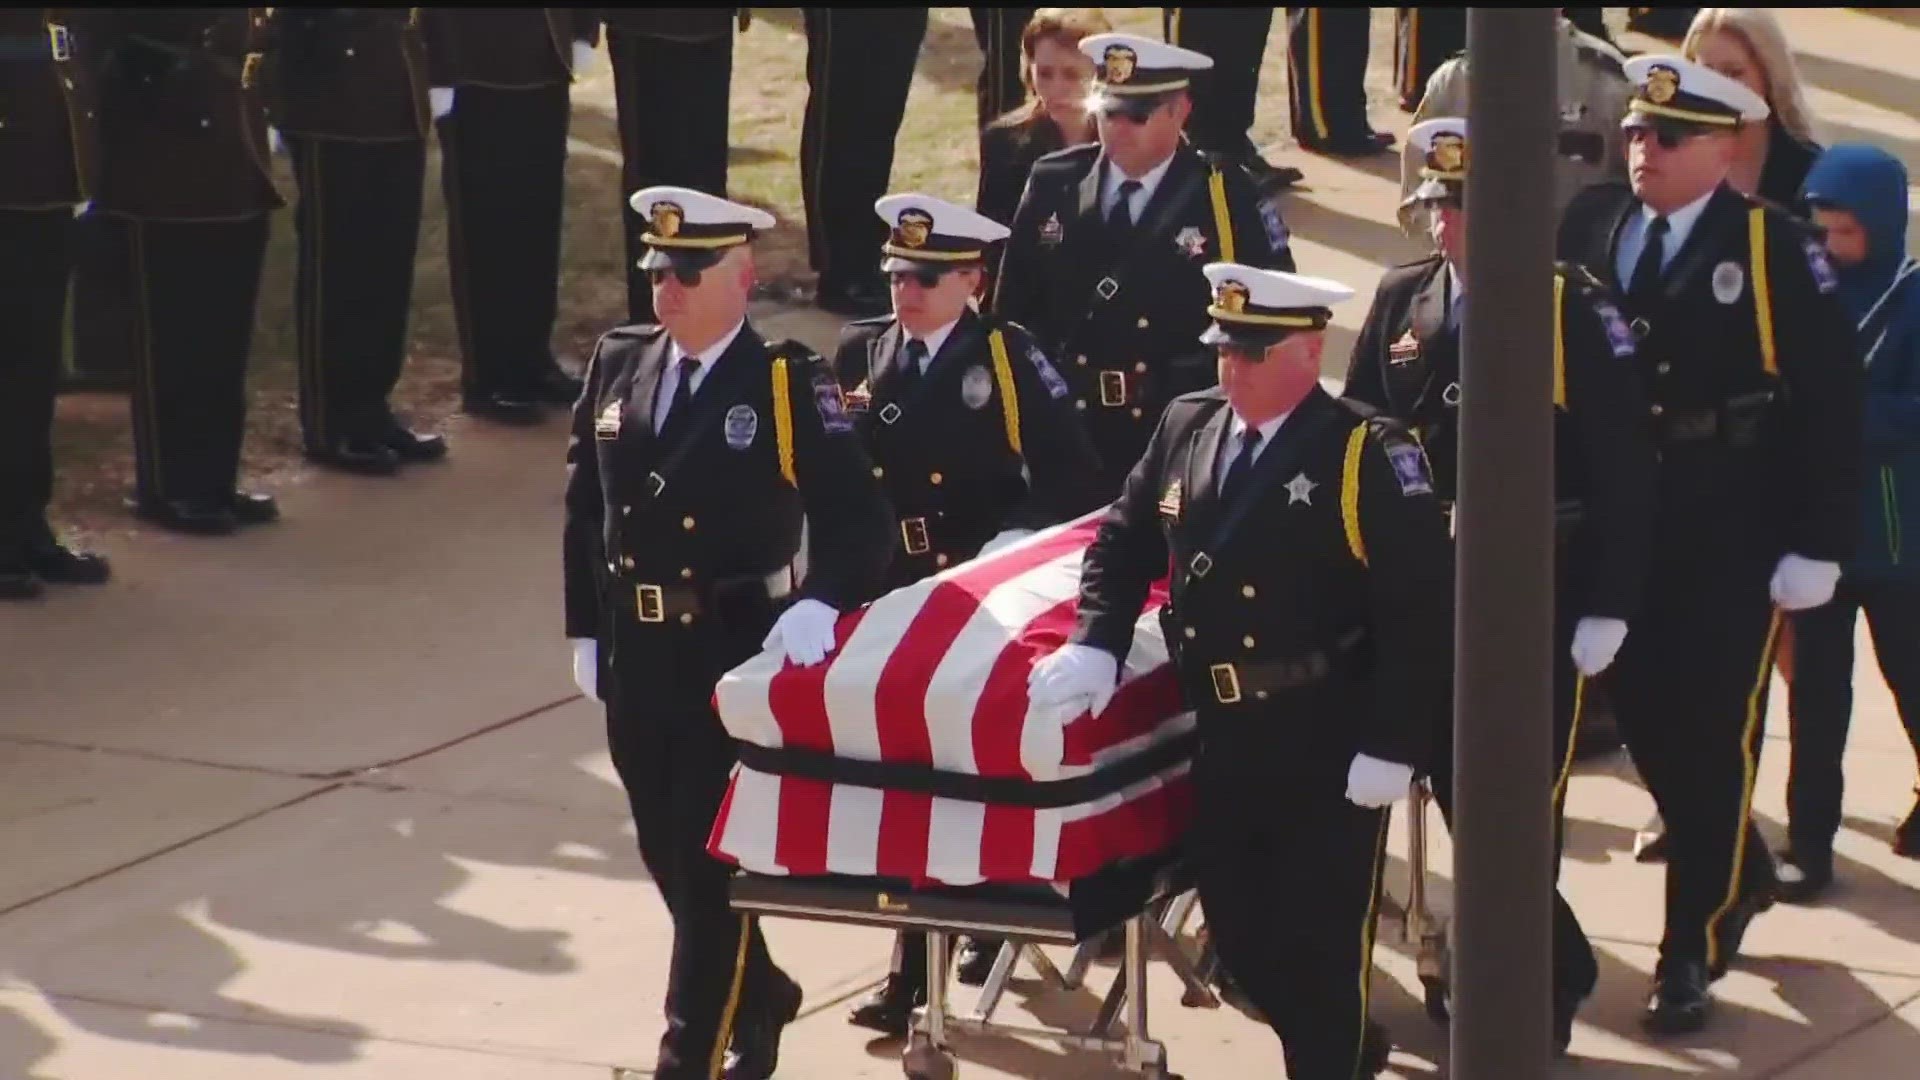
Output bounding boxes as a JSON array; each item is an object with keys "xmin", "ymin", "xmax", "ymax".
[
  {"xmin": 1027, "ymin": 643, "xmax": 1120, "ymax": 717},
  {"xmin": 763, "ymin": 598, "xmax": 842, "ymax": 666},
  {"xmin": 570, "ymin": 638, "xmax": 599, "ymax": 701},
  {"xmin": 977, "ymin": 528, "xmax": 1034, "ymax": 558},
  {"xmin": 1344, "ymin": 753, "xmax": 1413, "ymax": 808}
]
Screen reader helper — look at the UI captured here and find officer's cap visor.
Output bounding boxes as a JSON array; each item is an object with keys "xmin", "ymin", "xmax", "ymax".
[
  {"xmin": 638, "ymin": 246, "xmax": 728, "ymax": 273},
  {"xmin": 879, "ymin": 253, "xmax": 984, "ymax": 275},
  {"xmin": 1200, "ymin": 322, "xmax": 1295, "ymax": 350},
  {"xmin": 1403, "ymin": 177, "xmax": 1462, "ymax": 208},
  {"xmin": 1621, "ymin": 112, "xmax": 1718, "ymax": 142},
  {"xmin": 1091, "ymin": 89, "xmax": 1177, "ymax": 122}
]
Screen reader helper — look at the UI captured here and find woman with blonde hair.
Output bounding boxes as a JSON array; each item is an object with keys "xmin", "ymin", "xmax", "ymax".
[
  {"xmin": 1683, "ymin": 8, "xmax": 1823, "ymax": 208},
  {"xmin": 975, "ymin": 7, "xmax": 1111, "ymax": 227}
]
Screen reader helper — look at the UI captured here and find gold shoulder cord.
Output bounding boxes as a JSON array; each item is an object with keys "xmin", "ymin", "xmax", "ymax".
[
  {"xmin": 1341, "ymin": 424, "xmax": 1370, "ymax": 565},
  {"xmin": 1207, "ymin": 163, "xmax": 1237, "ymax": 264},
  {"xmin": 771, "ymin": 357, "xmax": 797, "ymax": 487},
  {"xmin": 986, "ymin": 329, "xmax": 1024, "ymax": 457},
  {"xmin": 1748, "ymin": 207, "xmax": 1777, "ymax": 377},
  {"xmin": 1553, "ymin": 273, "xmax": 1568, "ymax": 410}
]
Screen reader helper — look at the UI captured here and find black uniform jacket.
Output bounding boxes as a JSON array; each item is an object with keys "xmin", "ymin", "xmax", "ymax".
[
  {"xmin": 69, "ymin": 9, "xmax": 282, "ymax": 220},
  {"xmin": 587, "ymin": 8, "xmax": 743, "ymax": 42},
  {"xmin": 991, "ymin": 141, "xmax": 1294, "ymax": 484},
  {"xmin": 564, "ymin": 322, "xmax": 895, "ymax": 663},
  {"xmin": 263, "ymin": 8, "xmax": 430, "ymax": 141},
  {"xmin": 1344, "ymin": 254, "xmax": 1660, "ymax": 621},
  {"xmin": 419, "ymin": 8, "xmax": 596, "ymax": 89},
  {"xmin": 0, "ymin": 10, "xmax": 94, "ymax": 208},
  {"xmin": 1559, "ymin": 181, "xmax": 1862, "ymax": 567},
  {"xmin": 1071, "ymin": 385, "xmax": 1455, "ymax": 773},
  {"xmin": 832, "ymin": 308, "xmax": 1107, "ymax": 592}
]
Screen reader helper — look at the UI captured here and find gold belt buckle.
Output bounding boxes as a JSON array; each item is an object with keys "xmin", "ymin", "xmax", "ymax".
[
  {"xmin": 1209, "ymin": 662, "xmax": 1243, "ymax": 705},
  {"xmin": 635, "ymin": 583, "xmax": 666, "ymax": 623},
  {"xmin": 242, "ymin": 51, "xmax": 262, "ymax": 90},
  {"xmin": 900, "ymin": 517, "xmax": 931, "ymax": 556},
  {"xmin": 1098, "ymin": 370, "xmax": 1128, "ymax": 407}
]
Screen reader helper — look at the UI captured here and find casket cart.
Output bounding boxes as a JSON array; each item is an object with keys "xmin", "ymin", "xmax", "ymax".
[{"xmin": 709, "ymin": 514, "xmax": 1219, "ymax": 1078}]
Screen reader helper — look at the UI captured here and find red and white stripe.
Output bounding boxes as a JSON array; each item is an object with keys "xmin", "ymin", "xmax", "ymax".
[{"xmin": 709, "ymin": 511, "xmax": 1194, "ymax": 886}]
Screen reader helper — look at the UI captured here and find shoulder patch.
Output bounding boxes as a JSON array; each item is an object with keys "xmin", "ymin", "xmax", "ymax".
[
  {"xmin": 1024, "ymin": 341, "xmax": 1071, "ymax": 400},
  {"xmin": 1370, "ymin": 420, "xmax": 1435, "ymax": 497},
  {"xmin": 1802, "ymin": 236, "xmax": 1840, "ymax": 295},
  {"xmin": 810, "ymin": 366, "xmax": 855, "ymax": 435},
  {"xmin": 1259, "ymin": 198, "xmax": 1291, "ymax": 253},
  {"xmin": 1591, "ymin": 296, "xmax": 1637, "ymax": 358}
]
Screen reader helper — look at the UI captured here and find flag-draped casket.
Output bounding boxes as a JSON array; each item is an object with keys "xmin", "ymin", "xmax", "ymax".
[{"xmin": 709, "ymin": 511, "xmax": 1194, "ymax": 887}]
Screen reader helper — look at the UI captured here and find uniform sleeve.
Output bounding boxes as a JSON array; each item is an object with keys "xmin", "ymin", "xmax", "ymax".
[
  {"xmin": 1341, "ymin": 278, "xmax": 1396, "ymax": 408},
  {"xmin": 1563, "ymin": 287, "xmax": 1658, "ymax": 620},
  {"xmin": 831, "ymin": 328, "xmax": 870, "ymax": 394},
  {"xmin": 1071, "ymin": 408, "xmax": 1176, "ymax": 660},
  {"xmin": 418, "ymin": 10, "xmax": 453, "ymax": 84},
  {"xmin": 1001, "ymin": 329, "xmax": 1109, "ymax": 529},
  {"xmin": 563, "ymin": 342, "xmax": 609, "ymax": 639},
  {"xmin": 1770, "ymin": 219, "xmax": 1865, "ymax": 563},
  {"xmin": 788, "ymin": 354, "xmax": 897, "ymax": 610},
  {"xmin": 1399, "ymin": 60, "xmax": 1468, "ymax": 236},
  {"xmin": 1865, "ymin": 319, "xmax": 1920, "ymax": 444},
  {"xmin": 1352, "ymin": 429, "xmax": 1454, "ymax": 771},
  {"xmin": 1218, "ymin": 161, "xmax": 1293, "ymax": 272},
  {"xmin": 991, "ymin": 172, "xmax": 1048, "ymax": 323}
]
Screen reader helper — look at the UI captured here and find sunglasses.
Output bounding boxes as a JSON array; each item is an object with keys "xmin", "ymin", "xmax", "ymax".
[
  {"xmin": 1099, "ymin": 97, "xmax": 1167, "ymax": 125},
  {"xmin": 887, "ymin": 266, "xmax": 954, "ymax": 289},
  {"xmin": 646, "ymin": 265, "xmax": 706, "ymax": 287},
  {"xmin": 1625, "ymin": 124, "xmax": 1706, "ymax": 151}
]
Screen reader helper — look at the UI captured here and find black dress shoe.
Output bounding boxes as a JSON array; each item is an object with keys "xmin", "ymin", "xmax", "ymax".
[
  {"xmin": 955, "ymin": 937, "xmax": 1001, "ymax": 987},
  {"xmin": 1553, "ymin": 987, "xmax": 1588, "ymax": 1056},
  {"xmin": 27, "ymin": 540, "xmax": 111, "ymax": 585},
  {"xmin": 1643, "ymin": 958, "xmax": 1712, "ymax": 1036},
  {"xmin": 1225, "ymin": 144, "xmax": 1305, "ymax": 192},
  {"xmin": 1304, "ymin": 130, "xmax": 1396, "ymax": 157},
  {"xmin": 1708, "ymin": 883, "xmax": 1775, "ymax": 979},
  {"xmin": 463, "ymin": 391, "xmax": 544, "ymax": 424},
  {"xmin": 1634, "ymin": 829, "xmax": 1669, "ymax": 863},
  {"xmin": 130, "ymin": 497, "xmax": 240, "ymax": 536},
  {"xmin": 228, "ymin": 490, "xmax": 280, "ymax": 526},
  {"xmin": 311, "ymin": 438, "xmax": 401, "ymax": 477},
  {"xmin": 815, "ymin": 277, "xmax": 891, "ymax": 318},
  {"xmin": 847, "ymin": 975, "xmax": 918, "ymax": 1037},
  {"xmin": 1362, "ymin": 1019, "xmax": 1392, "ymax": 1075},
  {"xmin": 724, "ymin": 973, "xmax": 803, "ymax": 1080},
  {"xmin": 383, "ymin": 426, "xmax": 449, "ymax": 463},
  {"xmin": 0, "ymin": 568, "xmax": 44, "ymax": 600},
  {"xmin": 529, "ymin": 364, "xmax": 585, "ymax": 407},
  {"xmin": 1894, "ymin": 796, "xmax": 1920, "ymax": 859},
  {"xmin": 1777, "ymin": 846, "xmax": 1834, "ymax": 904}
]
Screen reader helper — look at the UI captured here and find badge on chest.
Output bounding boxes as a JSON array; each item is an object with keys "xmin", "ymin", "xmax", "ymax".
[
  {"xmin": 1389, "ymin": 329, "xmax": 1421, "ymax": 365},
  {"xmin": 724, "ymin": 404, "xmax": 759, "ymax": 450},
  {"xmin": 595, "ymin": 400, "xmax": 623, "ymax": 440},
  {"xmin": 1159, "ymin": 479, "xmax": 1183, "ymax": 519}
]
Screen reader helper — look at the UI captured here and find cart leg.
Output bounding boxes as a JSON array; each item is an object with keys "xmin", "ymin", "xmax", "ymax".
[
  {"xmin": 1022, "ymin": 942, "xmax": 1067, "ymax": 988},
  {"xmin": 1405, "ymin": 779, "xmax": 1453, "ymax": 1022},
  {"xmin": 1150, "ymin": 922, "xmax": 1218, "ymax": 1009},
  {"xmin": 905, "ymin": 931, "xmax": 959, "ymax": 1079},
  {"xmin": 1121, "ymin": 914, "xmax": 1173, "ymax": 1075},
  {"xmin": 969, "ymin": 938, "xmax": 1023, "ymax": 1022},
  {"xmin": 1062, "ymin": 934, "xmax": 1098, "ymax": 990}
]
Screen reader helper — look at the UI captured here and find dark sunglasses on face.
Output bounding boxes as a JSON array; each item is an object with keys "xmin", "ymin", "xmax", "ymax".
[
  {"xmin": 1626, "ymin": 124, "xmax": 1702, "ymax": 151},
  {"xmin": 1101, "ymin": 98, "xmax": 1164, "ymax": 125},
  {"xmin": 888, "ymin": 266, "xmax": 951, "ymax": 289},
  {"xmin": 647, "ymin": 265, "xmax": 705, "ymax": 287}
]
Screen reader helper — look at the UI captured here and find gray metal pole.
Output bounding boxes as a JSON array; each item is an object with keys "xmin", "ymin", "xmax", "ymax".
[{"xmin": 1453, "ymin": 8, "xmax": 1558, "ymax": 1079}]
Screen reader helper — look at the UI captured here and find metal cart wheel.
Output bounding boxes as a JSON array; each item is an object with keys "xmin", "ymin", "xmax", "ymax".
[{"xmin": 903, "ymin": 1033, "xmax": 957, "ymax": 1080}]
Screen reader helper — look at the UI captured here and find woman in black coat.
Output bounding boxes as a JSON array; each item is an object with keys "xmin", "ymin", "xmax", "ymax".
[{"xmin": 974, "ymin": 8, "xmax": 1108, "ymax": 227}]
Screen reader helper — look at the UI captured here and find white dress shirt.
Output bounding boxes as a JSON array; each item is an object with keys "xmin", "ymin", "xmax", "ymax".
[
  {"xmin": 901, "ymin": 317, "xmax": 960, "ymax": 374},
  {"xmin": 1103, "ymin": 151, "xmax": 1177, "ymax": 220},
  {"xmin": 1614, "ymin": 187, "xmax": 1715, "ymax": 287},
  {"xmin": 1446, "ymin": 263, "xmax": 1465, "ymax": 330},
  {"xmin": 655, "ymin": 319, "xmax": 745, "ymax": 433},
  {"xmin": 1218, "ymin": 410, "xmax": 1292, "ymax": 494}
]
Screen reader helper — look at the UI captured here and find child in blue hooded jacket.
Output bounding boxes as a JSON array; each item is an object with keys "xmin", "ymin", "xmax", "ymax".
[{"xmin": 1781, "ymin": 144, "xmax": 1920, "ymax": 899}]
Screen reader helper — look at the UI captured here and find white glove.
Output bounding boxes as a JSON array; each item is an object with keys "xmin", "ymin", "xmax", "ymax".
[
  {"xmin": 71, "ymin": 200, "xmax": 90, "ymax": 219},
  {"xmin": 1345, "ymin": 754, "xmax": 1414, "ymax": 809},
  {"xmin": 1569, "ymin": 616, "xmax": 1630, "ymax": 677},
  {"xmin": 763, "ymin": 598, "xmax": 841, "ymax": 667},
  {"xmin": 1027, "ymin": 644, "xmax": 1120, "ymax": 718},
  {"xmin": 977, "ymin": 528, "xmax": 1034, "ymax": 558},
  {"xmin": 1770, "ymin": 554, "xmax": 1841, "ymax": 612},
  {"xmin": 571, "ymin": 39, "xmax": 598, "ymax": 74},
  {"xmin": 268, "ymin": 125, "xmax": 283, "ymax": 156},
  {"xmin": 570, "ymin": 638, "xmax": 599, "ymax": 701},
  {"xmin": 429, "ymin": 86, "xmax": 456, "ymax": 120}
]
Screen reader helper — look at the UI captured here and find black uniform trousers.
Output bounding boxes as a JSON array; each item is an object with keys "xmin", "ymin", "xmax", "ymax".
[
  {"xmin": 1164, "ymin": 7, "xmax": 1274, "ymax": 155},
  {"xmin": 124, "ymin": 214, "xmax": 270, "ymax": 507},
  {"xmin": 1610, "ymin": 542, "xmax": 1780, "ymax": 970},
  {"xmin": 605, "ymin": 611, "xmax": 791, "ymax": 1079},
  {"xmin": 1392, "ymin": 8, "xmax": 1465, "ymax": 110},
  {"xmin": 610, "ymin": 26, "xmax": 733, "ymax": 324},
  {"xmin": 801, "ymin": 9, "xmax": 1026, "ymax": 292},
  {"xmin": 1191, "ymin": 729, "xmax": 1388, "ymax": 1080},
  {"xmin": 0, "ymin": 207, "xmax": 72, "ymax": 559},
  {"xmin": 1424, "ymin": 542, "xmax": 1599, "ymax": 999},
  {"xmin": 1787, "ymin": 580, "xmax": 1920, "ymax": 854},
  {"xmin": 436, "ymin": 83, "xmax": 569, "ymax": 400},
  {"xmin": 286, "ymin": 134, "xmax": 427, "ymax": 451},
  {"xmin": 1287, "ymin": 8, "xmax": 1374, "ymax": 149},
  {"xmin": 68, "ymin": 210, "xmax": 137, "ymax": 387}
]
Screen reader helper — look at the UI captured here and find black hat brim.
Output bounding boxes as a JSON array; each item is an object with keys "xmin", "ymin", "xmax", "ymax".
[{"xmin": 1200, "ymin": 321, "xmax": 1296, "ymax": 350}]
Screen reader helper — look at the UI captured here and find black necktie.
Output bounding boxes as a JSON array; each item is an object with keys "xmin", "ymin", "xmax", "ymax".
[
  {"xmin": 1108, "ymin": 179, "xmax": 1142, "ymax": 236},
  {"xmin": 899, "ymin": 338, "xmax": 928, "ymax": 391},
  {"xmin": 1219, "ymin": 427, "xmax": 1263, "ymax": 505},
  {"xmin": 1629, "ymin": 215, "xmax": 1670, "ymax": 304},
  {"xmin": 659, "ymin": 355, "xmax": 700, "ymax": 440}
]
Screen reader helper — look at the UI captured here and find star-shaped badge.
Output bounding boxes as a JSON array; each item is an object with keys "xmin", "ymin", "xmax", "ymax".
[{"xmin": 1285, "ymin": 472, "xmax": 1317, "ymax": 506}]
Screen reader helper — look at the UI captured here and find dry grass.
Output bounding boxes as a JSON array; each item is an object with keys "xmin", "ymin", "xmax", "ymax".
[{"xmin": 46, "ymin": 6, "xmax": 1304, "ymax": 540}]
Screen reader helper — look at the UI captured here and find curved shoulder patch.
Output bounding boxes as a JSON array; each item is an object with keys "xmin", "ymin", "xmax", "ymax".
[
  {"xmin": 1368, "ymin": 417, "xmax": 1435, "ymax": 497},
  {"xmin": 775, "ymin": 344, "xmax": 856, "ymax": 436}
]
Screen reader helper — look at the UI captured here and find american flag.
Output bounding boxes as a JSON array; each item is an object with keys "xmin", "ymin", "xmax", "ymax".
[{"xmin": 709, "ymin": 511, "xmax": 1196, "ymax": 886}]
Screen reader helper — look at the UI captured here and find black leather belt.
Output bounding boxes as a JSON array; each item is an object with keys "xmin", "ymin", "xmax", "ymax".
[
  {"xmin": 1185, "ymin": 628, "xmax": 1367, "ymax": 706},
  {"xmin": 1094, "ymin": 369, "xmax": 1149, "ymax": 408},
  {"xmin": 613, "ymin": 569, "xmax": 792, "ymax": 625}
]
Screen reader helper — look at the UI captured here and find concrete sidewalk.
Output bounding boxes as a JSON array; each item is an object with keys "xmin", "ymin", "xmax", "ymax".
[{"xmin": 6, "ymin": 8, "xmax": 1920, "ymax": 1078}]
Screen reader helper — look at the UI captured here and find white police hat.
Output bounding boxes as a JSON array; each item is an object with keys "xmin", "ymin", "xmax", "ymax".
[
  {"xmin": 1081, "ymin": 33, "xmax": 1212, "ymax": 103},
  {"xmin": 1405, "ymin": 116, "xmax": 1468, "ymax": 206},
  {"xmin": 873, "ymin": 193, "xmax": 1011, "ymax": 272},
  {"xmin": 628, "ymin": 185, "xmax": 777, "ymax": 270},
  {"xmin": 1622, "ymin": 54, "xmax": 1770, "ymax": 130},
  {"xmin": 1198, "ymin": 263, "xmax": 1355, "ymax": 348}
]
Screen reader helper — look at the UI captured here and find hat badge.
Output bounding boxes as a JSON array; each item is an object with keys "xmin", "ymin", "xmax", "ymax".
[
  {"xmin": 1646, "ymin": 64, "xmax": 1680, "ymax": 105},
  {"xmin": 896, "ymin": 208, "xmax": 934, "ymax": 249},
  {"xmin": 1103, "ymin": 44, "xmax": 1137, "ymax": 85},
  {"xmin": 1431, "ymin": 132, "xmax": 1467, "ymax": 173},
  {"xmin": 1216, "ymin": 280, "xmax": 1250, "ymax": 314},
  {"xmin": 650, "ymin": 201, "xmax": 683, "ymax": 239}
]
